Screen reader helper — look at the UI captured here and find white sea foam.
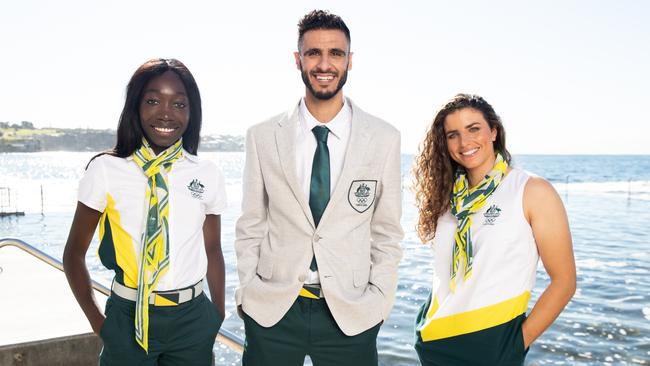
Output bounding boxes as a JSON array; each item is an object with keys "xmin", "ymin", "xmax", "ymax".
[
  {"xmin": 577, "ymin": 258, "xmax": 629, "ymax": 269},
  {"xmin": 606, "ymin": 296, "xmax": 644, "ymax": 304},
  {"xmin": 552, "ymin": 180, "xmax": 650, "ymax": 201}
]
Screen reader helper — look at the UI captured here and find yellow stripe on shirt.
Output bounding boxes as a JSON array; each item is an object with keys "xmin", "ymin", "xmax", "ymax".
[
  {"xmin": 97, "ymin": 193, "xmax": 139, "ymax": 287},
  {"xmin": 419, "ymin": 291, "xmax": 530, "ymax": 342}
]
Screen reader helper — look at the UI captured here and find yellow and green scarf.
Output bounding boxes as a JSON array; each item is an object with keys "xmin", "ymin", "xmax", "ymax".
[
  {"xmin": 132, "ymin": 138, "xmax": 183, "ymax": 352},
  {"xmin": 450, "ymin": 152, "xmax": 508, "ymax": 292}
]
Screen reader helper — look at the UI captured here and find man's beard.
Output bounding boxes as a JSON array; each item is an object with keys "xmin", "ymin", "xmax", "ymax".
[{"xmin": 301, "ymin": 66, "xmax": 348, "ymax": 100}]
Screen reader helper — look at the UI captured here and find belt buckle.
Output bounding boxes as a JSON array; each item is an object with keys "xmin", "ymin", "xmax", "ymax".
[
  {"xmin": 151, "ymin": 290, "xmax": 181, "ymax": 307},
  {"xmin": 299, "ymin": 285, "xmax": 322, "ymax": 299}
]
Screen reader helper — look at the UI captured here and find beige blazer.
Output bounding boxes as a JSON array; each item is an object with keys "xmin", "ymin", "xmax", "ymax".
[{"xmin": 235, "ymin": 98, "xmax": 404, "ymax": 336}]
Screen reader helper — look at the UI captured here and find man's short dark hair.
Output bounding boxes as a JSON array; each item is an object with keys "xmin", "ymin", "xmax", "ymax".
[{"xmin": 297, "ymin": 10, "xmax": 351, "ymax": 50}]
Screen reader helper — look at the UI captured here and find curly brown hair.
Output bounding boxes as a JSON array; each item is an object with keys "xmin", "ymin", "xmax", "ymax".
[{"xmin": 413, "ymin": 94, "xmax": 511, "ymax": 243}]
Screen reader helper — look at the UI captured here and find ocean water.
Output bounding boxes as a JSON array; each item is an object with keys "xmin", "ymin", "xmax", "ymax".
[{"xmin": 1, "ymin": 152, "xmax": 650, "ymax": 366}]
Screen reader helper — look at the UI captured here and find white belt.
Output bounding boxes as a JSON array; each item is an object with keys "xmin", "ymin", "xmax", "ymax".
[{"xmin": 111, "ymin": 280, "xmax": 204, "ymax": 306}]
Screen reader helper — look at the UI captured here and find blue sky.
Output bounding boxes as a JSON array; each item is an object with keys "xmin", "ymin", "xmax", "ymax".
[{"xmin": 1, "ymin": 0, "xmax": 649, "ymax": 154}]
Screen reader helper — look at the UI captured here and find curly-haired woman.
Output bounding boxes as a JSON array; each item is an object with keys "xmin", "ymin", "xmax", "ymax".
[{"xmin": 412, "ymin": 94, "xmax": 576, "ymax": 366}]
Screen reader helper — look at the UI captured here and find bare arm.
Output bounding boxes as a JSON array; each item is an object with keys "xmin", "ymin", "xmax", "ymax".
[
  {"xmin": 62, "ymin": 202, "xmax": 104, "ymax": 334},
  {"xmin": 203, "ymin": 214, "xmax": 225, "ymax": 318},
  {"xmin": 522, "ymin": 177, "xmax": 576, "ymax": 348}
]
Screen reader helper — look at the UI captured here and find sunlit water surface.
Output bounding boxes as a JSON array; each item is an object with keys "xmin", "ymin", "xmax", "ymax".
[{"xmin": 2, "ymin": 152, "xmax": 649, "ymax": 365}]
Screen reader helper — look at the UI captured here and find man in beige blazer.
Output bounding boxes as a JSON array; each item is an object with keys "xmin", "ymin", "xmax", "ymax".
[{"xmin": 235, "ymin": 10, "xmax": 403, "ymax": 366}]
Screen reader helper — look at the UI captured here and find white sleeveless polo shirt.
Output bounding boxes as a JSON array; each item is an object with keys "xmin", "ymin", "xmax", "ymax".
[{"xmin": 418, "ymin": 168, "xmax": 539, "ymax": 341}]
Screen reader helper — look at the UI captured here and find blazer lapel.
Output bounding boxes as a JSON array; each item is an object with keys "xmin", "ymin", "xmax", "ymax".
[
  {"xmin": 276, "ymin": 102, "xmax": 316, "ymax": 229},
  {"xmin": 316, "ymin": 98, "xmax": 372, "ymax": 231}
]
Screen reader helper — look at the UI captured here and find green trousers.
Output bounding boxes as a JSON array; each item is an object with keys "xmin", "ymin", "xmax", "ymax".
[
  {"xmin": 99, "ymin": 292, "xmax": 223, "ymax": 366},
  {"xmin": 242, "ymin": 297, "xmax": 382, "ymax": 366}
]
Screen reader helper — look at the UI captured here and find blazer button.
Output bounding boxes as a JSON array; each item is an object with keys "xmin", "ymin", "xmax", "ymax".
[{"xmin": 298, "ymin": 275, "xmax": 307, "ymax": 282}]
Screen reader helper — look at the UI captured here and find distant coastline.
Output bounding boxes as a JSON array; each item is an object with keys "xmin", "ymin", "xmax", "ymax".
[{"xmin": 0, "ymin": 121, "xmax": 243, "ymax": 152}]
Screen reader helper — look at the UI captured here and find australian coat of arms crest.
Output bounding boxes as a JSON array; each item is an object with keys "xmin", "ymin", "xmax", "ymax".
[
  {"xmin": 348, "ymin": 180, "xmax": 377, "ymax": 213},
  {"xmin": 187, "ymin": 178, "xmax": 205, "ymax": 199},
  {"xmin": 483, "ymin": 204, "xmax": 501, "ymax": 225}
]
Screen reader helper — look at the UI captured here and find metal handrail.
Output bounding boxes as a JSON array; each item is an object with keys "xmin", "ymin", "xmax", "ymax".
[{"xmin": 0, "ymin": 238, "xmax": 244, "ymax": 354}]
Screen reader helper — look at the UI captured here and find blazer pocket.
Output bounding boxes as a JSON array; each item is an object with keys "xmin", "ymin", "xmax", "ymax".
[
  {"xmin": 353, "ymin": 268, "xmax": 370, "ymax": 288},
  {"xmin": 256, "ymin": 258, "xmax": 274, "ymax": 280}
]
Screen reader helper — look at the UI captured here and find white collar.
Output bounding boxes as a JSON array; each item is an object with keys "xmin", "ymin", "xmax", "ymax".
[{"xmin": 299, "ymin": 97, "xmax": 351, "ymax": 140}]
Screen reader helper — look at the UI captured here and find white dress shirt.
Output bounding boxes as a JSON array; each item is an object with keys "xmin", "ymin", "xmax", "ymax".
[{"xmin": 296, "ymin": 97, "xmax": 352, "ymax": 284}]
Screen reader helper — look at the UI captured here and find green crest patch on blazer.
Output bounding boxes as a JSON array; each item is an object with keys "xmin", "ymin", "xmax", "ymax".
[{"xmin": 348, "ymin": 180, "xmax": 377, "ymax": 213}]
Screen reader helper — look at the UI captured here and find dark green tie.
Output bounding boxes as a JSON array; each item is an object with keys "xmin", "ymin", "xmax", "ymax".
[{"xmin": 309, "ymin": 126, "xmax": 330, "ymax": 271}]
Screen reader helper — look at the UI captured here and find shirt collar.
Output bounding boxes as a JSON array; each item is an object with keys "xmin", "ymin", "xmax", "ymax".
[
  {"xmin": 183, "ymin": 149, "xmax": 198, "ymax": 163},
  {"xmin": 299, "ymin": 97, "xmax": 351, "ymax": 140}
]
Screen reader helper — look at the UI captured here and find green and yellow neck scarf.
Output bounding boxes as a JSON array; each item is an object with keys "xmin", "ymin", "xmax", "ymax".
[
  {"xmin": 449, "ymin": 152, "xmax": 508, "ymax": 292},
  {"xmin": 132, "ymin": 138, "xmax": 183, "ymax": 352}
]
